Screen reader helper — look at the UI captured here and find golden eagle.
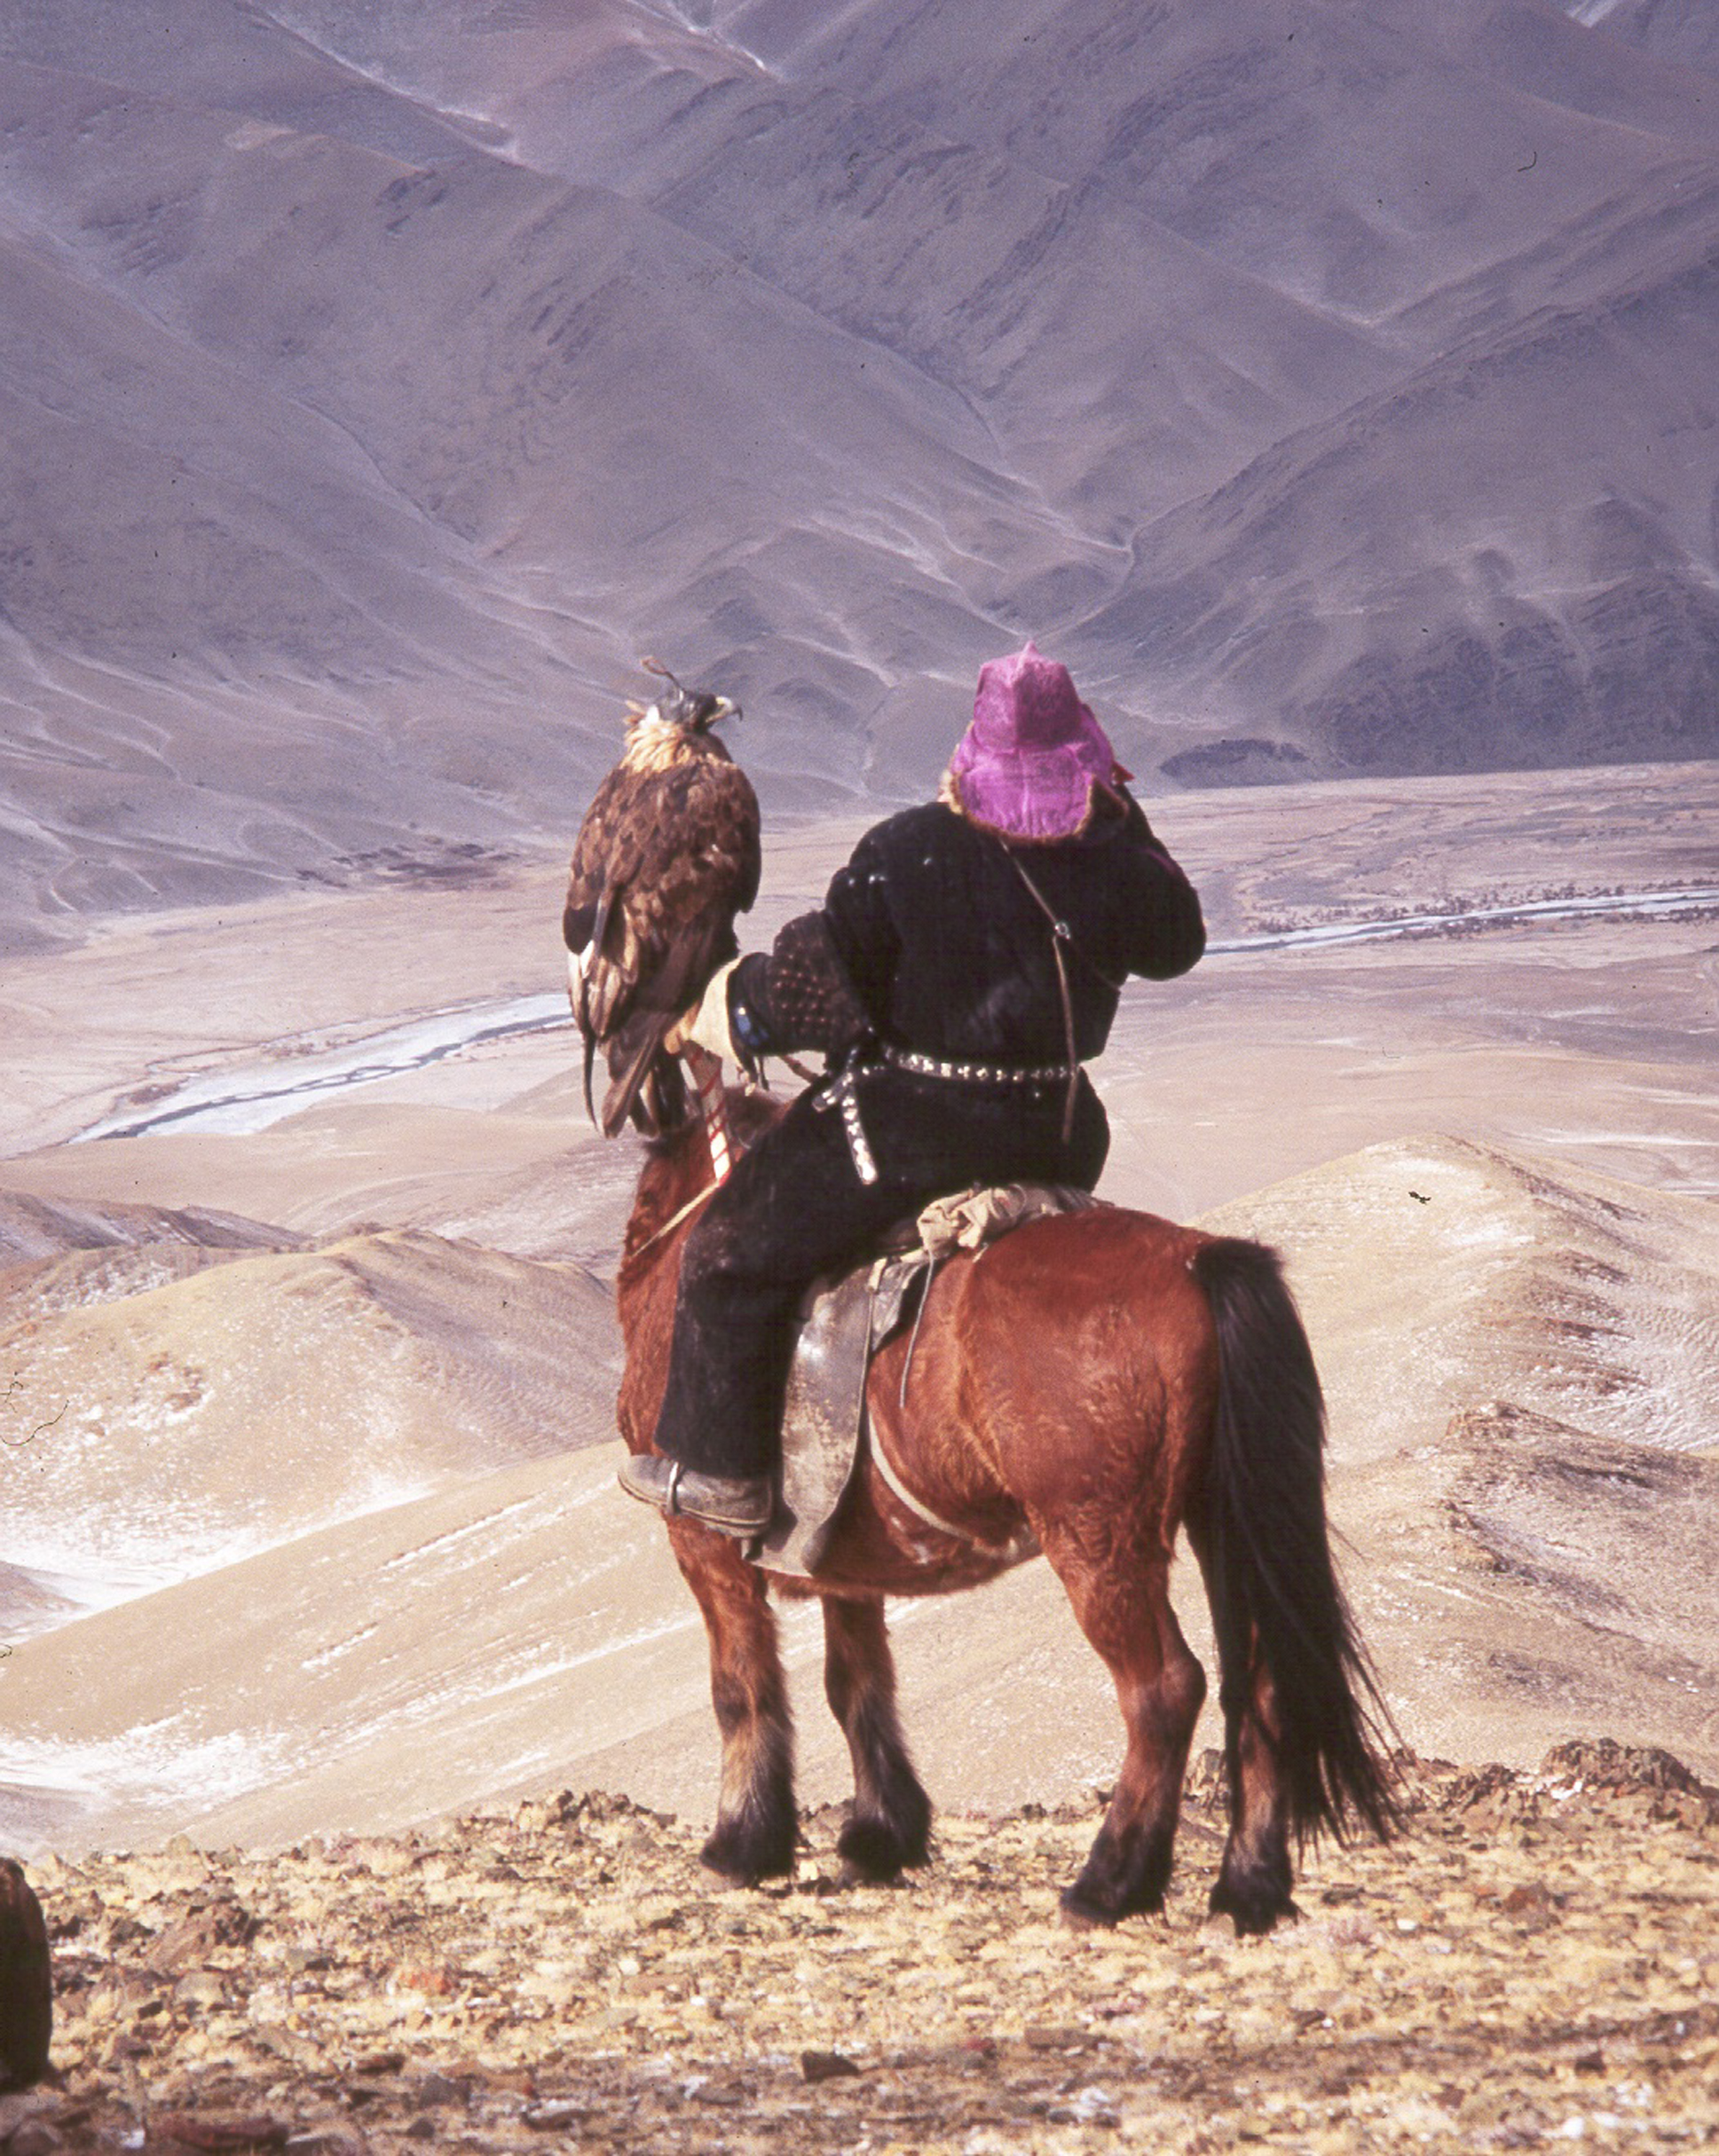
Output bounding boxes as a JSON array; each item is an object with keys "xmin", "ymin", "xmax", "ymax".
[{"xmin": 564, "ymin": 662, "xmax": 761, "ymax": 1137}]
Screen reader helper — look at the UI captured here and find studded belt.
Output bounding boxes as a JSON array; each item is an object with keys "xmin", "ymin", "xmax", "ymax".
[
  {"xmin": 814, "ymin": 1047, "xmax": 1082, "ymax": 1188},
  {"xmin": 884, "ymin": 1046, "xmax": 1078, "ymax": 1087}
]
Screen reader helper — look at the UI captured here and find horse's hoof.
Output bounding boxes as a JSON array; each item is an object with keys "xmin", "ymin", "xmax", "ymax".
[
  {"xmin": 834, "ymin": 1817, "xmax": 917, "ymax": 1885},
  {"xmin": 1208, "ymin": 1877, "xmax": 1299, "ymax": 1937},
  {"xmin": 698, "ymin": 1837, "xmax": 752, "ymax": 1885},
  {"xmin": 1058, "ymin": 1887, "xmax": 1115, "ymax": 1932},
  {"xmin": 1059, "ymin": 1879, "xmax": 1164, "ymax": 1930},
  {"xmin": 700, "ymin": 1827, "xmax": 795, "ymax": 1885},
  {"xmin": 832, "ymin": 1811, "xmax": 927, "ymax": 1879}
]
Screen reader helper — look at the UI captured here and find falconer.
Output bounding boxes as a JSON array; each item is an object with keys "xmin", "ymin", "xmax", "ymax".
[{"xmin": 618, "ymin": 642, "xmax": 1206, "ymax": 1537}]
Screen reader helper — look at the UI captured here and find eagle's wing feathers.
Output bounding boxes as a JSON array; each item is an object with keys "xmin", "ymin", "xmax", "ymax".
[
  {"xmin": 564, "ymin": 741, "xmax": 760, "ymax": 1135},
  {"xmin": 596, "ymin": 906, "xmax": 735, "ymax": 1137}
]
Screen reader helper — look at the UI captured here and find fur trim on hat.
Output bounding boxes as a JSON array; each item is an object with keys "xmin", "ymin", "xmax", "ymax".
[{"xmin": 940, "ymin": 761, "xmax": 1113, "ymax": 842}]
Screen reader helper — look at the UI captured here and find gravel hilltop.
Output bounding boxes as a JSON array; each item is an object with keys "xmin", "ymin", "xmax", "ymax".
[{"xmin": 7, "ymin": 1743, "xmax": 1718, "ymax": 2154}]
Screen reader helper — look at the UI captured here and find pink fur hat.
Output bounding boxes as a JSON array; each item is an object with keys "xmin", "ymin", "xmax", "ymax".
[{"xmin": 946, "ymin": 642, "xmax": 1120, "ymax": 840}]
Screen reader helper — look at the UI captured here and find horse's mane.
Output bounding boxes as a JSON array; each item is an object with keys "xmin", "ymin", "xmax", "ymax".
[{"xmin": 619, "ymin": 1084, "xmax": 788, "ymax": 1280}]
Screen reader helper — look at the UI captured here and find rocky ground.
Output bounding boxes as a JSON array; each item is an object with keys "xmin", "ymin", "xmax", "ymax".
[{"xmin": 4, "ymin": 1743, "xmax": 1716, "ymax": 2155}]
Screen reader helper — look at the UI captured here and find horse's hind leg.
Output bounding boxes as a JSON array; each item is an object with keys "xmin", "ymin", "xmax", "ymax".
[
  {"xmin": 1039, "ymin": 1528, "xmax": 1207, "ymax": 1926},
  {"xmin": 666, "ymin": 1523, "xmax": 798, "ymax": 1882},
  {"xmin": 1184, "ymin": 1518, "xmax": 1296, "ymax": 1933},
  {"xmin": 1210, "ymin": 1635, "xmax": 1297, "ymax": 1935},
  {"xmin": 822, "ymin": 1593, "xmax": 932, "ymax": 1883}
]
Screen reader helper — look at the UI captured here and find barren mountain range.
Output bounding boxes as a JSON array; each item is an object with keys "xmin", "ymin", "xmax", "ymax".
[{"xmin": 2, "ymin": 0, "xmax": 1717, "ymax": 947}]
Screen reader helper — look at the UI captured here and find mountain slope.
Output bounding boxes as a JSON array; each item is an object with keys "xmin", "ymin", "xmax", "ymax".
[{"xmin": 1, "ymin": 1217, "xmax": 618, "ymax": 1639}]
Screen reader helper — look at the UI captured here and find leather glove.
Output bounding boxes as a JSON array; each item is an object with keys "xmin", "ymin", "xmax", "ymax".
[{"xmin": 664, "ymin": 958, "xmax": 741, "ymax": 1060}]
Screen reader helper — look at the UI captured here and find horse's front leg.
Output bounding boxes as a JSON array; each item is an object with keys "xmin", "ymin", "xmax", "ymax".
[
  {"xmin": 666, "ymin": 1520, "xmax": 798, "ymax": 1881},
  {"xmin": 821, "ymin": 1593, "xmax": 932, "ymax": 1883}
]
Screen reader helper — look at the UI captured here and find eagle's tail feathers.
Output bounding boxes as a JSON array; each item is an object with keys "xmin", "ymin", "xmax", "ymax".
[
  {"xmin": 600, "ymin": 1014, "xmax": 672, "ymax": 1140},
  {"xmin": 630, "ymin": 1053, "xmax": 689, "ymax": 1138}
]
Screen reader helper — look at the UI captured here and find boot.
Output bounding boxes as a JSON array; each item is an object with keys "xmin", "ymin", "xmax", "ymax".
[{"xmin": 617, "ymin": 1452, "xmax": 773, "ymax": 1538}]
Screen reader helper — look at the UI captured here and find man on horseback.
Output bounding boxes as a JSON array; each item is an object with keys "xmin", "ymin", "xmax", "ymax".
[{"xmin": 618, "ymin": 641, "xmax": 1206, "ymax": 1537}]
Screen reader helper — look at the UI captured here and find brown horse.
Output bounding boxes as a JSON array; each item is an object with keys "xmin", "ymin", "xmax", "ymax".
[{"xmin": 616, "ymin": 1090, "xmax": 1395, "ymax": 1933}]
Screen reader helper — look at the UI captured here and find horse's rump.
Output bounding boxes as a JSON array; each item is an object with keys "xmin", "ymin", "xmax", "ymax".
[{"xmin": 818, "ymin": 1205, "xmax": 1219, "ymax": 1593}]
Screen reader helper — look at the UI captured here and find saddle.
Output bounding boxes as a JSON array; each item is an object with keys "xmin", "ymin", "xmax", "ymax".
[{"xmin": 752, "ymin": 1183, "xmax": 1100, "ymax": 1578}]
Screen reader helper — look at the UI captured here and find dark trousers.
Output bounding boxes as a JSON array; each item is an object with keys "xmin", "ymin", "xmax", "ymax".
[{"xmin": 654, "ymin": 1066, "xmax": 1109, "ymax": 1479}]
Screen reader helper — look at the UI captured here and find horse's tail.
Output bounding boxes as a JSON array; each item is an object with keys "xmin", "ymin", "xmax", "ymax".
[{"xmin": 1191, "ymin": 1236, "xmax": 1399, "ymax": 1845}]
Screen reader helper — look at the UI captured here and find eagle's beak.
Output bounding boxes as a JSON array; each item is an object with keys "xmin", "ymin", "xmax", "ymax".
[{"xmin": 712, "ymin": 696, "xmax": 741, "ymax": 725}]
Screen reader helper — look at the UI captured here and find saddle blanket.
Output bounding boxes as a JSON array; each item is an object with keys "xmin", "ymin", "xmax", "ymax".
[{"xmin": 751, "ymin": 1182, "xmax": 1099, "ymax": 1578}]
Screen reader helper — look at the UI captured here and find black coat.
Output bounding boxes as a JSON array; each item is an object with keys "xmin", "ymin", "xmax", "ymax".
[{"xmin": 734, "ymin": 791, "xmax": 1203, "ymax": 1077}]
